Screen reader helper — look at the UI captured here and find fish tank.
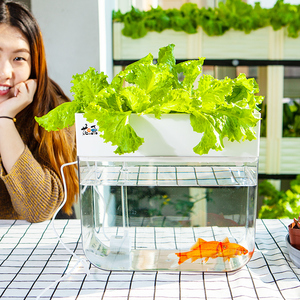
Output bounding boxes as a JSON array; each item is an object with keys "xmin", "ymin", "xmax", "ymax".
[
  {"xmin": 77, "ymin": 112, "xmax": 260, "ymax": 272},
  {"xmin": 34, "ymin": 44, "xmax": 262, "ymax": 272}
]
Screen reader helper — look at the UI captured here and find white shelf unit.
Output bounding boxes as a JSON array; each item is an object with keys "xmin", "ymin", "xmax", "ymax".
[{"xmin": 112, "ymin": 22, "xmax": 300, "ymax": 175}]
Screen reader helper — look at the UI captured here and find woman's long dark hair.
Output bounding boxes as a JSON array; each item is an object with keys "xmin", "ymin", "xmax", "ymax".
[{"xmin": 0, "ymin": 1, "xmax": 78, "ymax": 215}]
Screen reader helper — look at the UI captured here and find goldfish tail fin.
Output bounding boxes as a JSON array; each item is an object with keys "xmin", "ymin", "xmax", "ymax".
[{"xmin": 175, "ymin": 252, "xmax": 189, "ymax": 265}]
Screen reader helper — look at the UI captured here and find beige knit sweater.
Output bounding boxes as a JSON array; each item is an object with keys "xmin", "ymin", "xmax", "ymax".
[
  {"xmin": 0, "ymin": 146, "xmax": 64, "ymax": 222},
  {"xmin": 0, "ymin": 110, "xmax": 76, "ymax": 222}
]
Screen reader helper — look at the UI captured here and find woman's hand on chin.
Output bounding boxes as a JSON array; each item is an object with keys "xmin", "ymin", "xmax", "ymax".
[{"xmin": 0, "ymin": 79, "xmax": 37, "ymax": 117}]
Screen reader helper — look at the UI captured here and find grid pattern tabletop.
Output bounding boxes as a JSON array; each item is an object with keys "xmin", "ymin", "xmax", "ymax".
[{"xmin": 0, "ymin": 219, "xmax": 299, "ymax": 300}]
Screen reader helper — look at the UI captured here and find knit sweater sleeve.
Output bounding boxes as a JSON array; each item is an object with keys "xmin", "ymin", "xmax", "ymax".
[{"xmin": 0, "ymin": 146, "xmax": 64, "ymax": 223}]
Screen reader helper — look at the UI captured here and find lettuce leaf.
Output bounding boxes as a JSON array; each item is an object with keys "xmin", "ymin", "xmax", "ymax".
[
  {"xmin": 189, "ymin": 73, "xmax": 261, "ymax": 155},
  {"xmin": 36, "ymin": 44, "xmax": 263, "ymax": 155},
  {"xmin": 35, "ymin": 67, "xmax": 109, "ymax": 131},
  {"xmin": 35, "ymin": 101, "xmax": 79, "ymax": 131},
  {"xmin": 84, "ymin": 104, "xmax": 144, "ymax": 155}
]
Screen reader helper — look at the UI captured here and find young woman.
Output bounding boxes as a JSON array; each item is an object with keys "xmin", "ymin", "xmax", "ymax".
[{"xmin": 0, "ymin": 1, "xmax": 78, "ymax": 222}]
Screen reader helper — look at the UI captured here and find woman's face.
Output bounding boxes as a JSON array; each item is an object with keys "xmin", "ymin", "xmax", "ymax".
[{"xmin": 0, "ymin": 24, "xmax": 31, "ymax": 103}]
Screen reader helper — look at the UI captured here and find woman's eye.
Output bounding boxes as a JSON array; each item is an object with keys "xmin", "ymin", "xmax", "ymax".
[{"xmin": 14, "ymin": 57, "xmax": 26, "ymax": 61}]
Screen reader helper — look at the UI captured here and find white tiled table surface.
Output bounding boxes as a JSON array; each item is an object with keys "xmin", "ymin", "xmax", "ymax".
[{"xmin": 0, "ymin": 219, "xmax": 299, "ymax": 300}]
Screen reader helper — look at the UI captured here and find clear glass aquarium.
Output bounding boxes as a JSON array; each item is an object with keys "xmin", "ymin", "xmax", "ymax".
[
  {"xmin": 79, "ymin": 156, "xmax": 258, "ymax": 272},
  {"xmin": 76, "ymin": 112, "xmax": 260, "ymax": 272}
]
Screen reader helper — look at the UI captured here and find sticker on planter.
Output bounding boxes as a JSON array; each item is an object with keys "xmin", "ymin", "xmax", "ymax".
[{"xmin": 80, "ymin": 123, "xmax": 99, "ymax": 136}]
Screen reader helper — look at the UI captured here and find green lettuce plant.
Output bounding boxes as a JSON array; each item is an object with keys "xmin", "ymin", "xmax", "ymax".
[
  {"xmin": 113, "ymin": 0, "xmax": 300, "ymax": 39},
  {"xmin": 35, "ymin": 44, "xmax": 262, "ymax": 155}
]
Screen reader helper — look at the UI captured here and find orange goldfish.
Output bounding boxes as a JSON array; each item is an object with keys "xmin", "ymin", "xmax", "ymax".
[{"xmin": 175, "ymin": 237, "xmax": 248, "ymax": 265}]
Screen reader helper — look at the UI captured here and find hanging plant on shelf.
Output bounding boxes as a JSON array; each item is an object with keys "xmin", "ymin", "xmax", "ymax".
[{"xmin": 113, "ymin": 0, "xmax": 300, "ymax": 39}]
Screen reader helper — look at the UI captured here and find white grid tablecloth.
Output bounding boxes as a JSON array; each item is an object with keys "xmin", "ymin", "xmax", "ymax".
[{"xmin": 0, "ymin": 219, "xmax": 299, "ymax": 300}]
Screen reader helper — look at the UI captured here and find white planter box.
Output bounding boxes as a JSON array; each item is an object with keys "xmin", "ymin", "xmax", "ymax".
[
  {"xmin": 113, "ymin": 24, "xmax": 300, "ymax": 61},
  {"xmin": 114, "ymin": 23, "xmax": 270, "ymax": 60},
  {"xmin": 201, "ymin": 27, "xmax": 271, "ymax": 60},
  {"xmin": 75, "ymin": 113, "xmax": 259, "ymax": 159},
  {"xmin": 113, "ymin": 23, "xmax": 192, "ymax": 60},
  {"xmin": 283, "ymin": 28, "xmax": 300, "ymax": 60}
]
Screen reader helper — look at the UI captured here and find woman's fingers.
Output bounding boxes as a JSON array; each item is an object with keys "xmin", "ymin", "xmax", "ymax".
[
  {"xmin": 1, "ymin": 79, "xmax": 37, "ymax": 117},
  {"xmin": 14, "ymin": 79, "xmax": 37, "ymax": 102}
]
